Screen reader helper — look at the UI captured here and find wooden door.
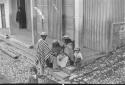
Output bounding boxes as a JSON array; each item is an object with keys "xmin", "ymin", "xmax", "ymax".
[{"xmin": 16, "ymin": 0, "xmax": 27, "ymax": 29}]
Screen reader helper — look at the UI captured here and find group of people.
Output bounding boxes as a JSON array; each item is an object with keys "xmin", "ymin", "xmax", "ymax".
[
  {"xmin": 28, "ymin": 32, "xmax": 83, "ymax": 83},
  {"xmin": 36, "ymin": 32, "xmax": 83, "ymax": 74}
]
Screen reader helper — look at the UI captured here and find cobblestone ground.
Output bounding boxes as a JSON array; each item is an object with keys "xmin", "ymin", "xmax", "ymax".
[
  {"xmin": 0, "ymin": 39, "xmax": 58, "ymax": 84},
  {"xmin": 2, "ymin": 38, "xmax": 125, "ymax": 84},
  {"xmin": 0, "ymin": 50, "xmax": 32, "ymax": 83},
  {"xmin": 71, "ymin": 46, "xmax": 125, "ymax": 84},
  {"xmin": 0, "ymin": 50, "xmax": 57, "ymax": 84}
]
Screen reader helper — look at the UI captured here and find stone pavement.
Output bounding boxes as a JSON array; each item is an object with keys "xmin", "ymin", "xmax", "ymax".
[
  {"xmin": 1, "ymin": 34, "xmax": 125, "ymax": 84},
  {"xmin": 0, "ymin": 34, "xmax": 36, "ymax": 65},
  {"xmin": 0, "ymin": 73, "xmax": 10, "ymax": 83},
  {"xmin": 0, "ymin": 49, "xmax": 31, "ymax": 83},
  {"xmin": 0, "ymin": 37, "xmax": 58, "ymax": 84},
  {"xmin": 69, "ymin": 46, "xmax": 125, "ymax": 84}
]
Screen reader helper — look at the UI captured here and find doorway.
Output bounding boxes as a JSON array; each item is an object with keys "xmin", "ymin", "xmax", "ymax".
[
  {"xmin": 16, "ymin": 0, "xmax": 27, "ymax": 29},
  {"xmin": 10, "ymin": 0, "xmax": 32, "ymax": 46},
  {"xmin": 0, "ymin": 4, "xmax": 6, "ymax": 28}
]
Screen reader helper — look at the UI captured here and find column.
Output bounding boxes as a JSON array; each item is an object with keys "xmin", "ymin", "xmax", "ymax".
[
  {"xmin": 75, "ymin": 0, "xmax": 83, "ymax": 48},
  {"xmin": 7, "ymin": 0, "xmax": 11, "ymax": 35},
  {"xmin": 31, "ymin": 0, "xmax": 38, "ymax": 46}
]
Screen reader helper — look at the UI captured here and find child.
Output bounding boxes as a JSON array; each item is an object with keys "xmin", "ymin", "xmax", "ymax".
[
  {"xmin": 74, "ymin": 48, "xmax": 83, "ymax": 67},
  {"xmin": 28, "ymin": 66, "xmax": 46, "ymax": 83}
]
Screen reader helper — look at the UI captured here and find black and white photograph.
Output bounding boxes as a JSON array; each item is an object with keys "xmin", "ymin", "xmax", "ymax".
[{"xmin": 0, "ymin": 0, "xmax": 125, "ymax": 84}]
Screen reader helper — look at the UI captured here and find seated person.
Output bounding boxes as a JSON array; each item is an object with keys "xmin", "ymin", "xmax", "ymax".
[
  {"xmin": 46, "ymin": 40, "xmax": 63, "ymax": 69},
  {"xmin": 74, "ymin": 48, "xmax": 83, "ymax": 67},
  {"xmin": 62, "ymin": 35, "xmax": 75, "ymax": 66}
]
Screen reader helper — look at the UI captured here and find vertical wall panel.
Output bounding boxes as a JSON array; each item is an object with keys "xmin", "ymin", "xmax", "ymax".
[
  {"xmin": 34, "ymin": 0, "xmax": 62, "ymax": 41},
  {"xmin": 62, "ymin": 0, "xmax": 74, "ymax": 40},
  {"xmin": 48, "ymin": 0, "xmax": 62, "ymax": 40},
  {"xmin": 82, "ymin": 0, "xmax": 112, "ymax": 52},
  {"xmin": 81, "ymin": 0, "xmax": 125, "ymax": 52}
]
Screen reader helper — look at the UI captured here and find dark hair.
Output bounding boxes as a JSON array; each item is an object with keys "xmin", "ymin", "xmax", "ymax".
[
  {"xmin": 52, "ymin": 40, "xmax": 61, "ymax": 48},
  {"xmin": 65, "ymin": 38, "xmax": 72, "ymax": 45},
  {"xmin": 30, "ymin": 66, "xmax": 37, "ymax": 74},
  {"xmin": 52, "ymin": 40, "xmax": 63, "ymax": 56}
]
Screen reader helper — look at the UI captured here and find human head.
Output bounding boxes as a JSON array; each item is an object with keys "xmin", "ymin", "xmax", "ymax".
[
  {"xmin": 74, "ymin": 48, "xmax": 80, "ymax": 53},
  {"xmin": 30, "ymin": 66, "xmax": 37, "ymax": 75},
  {"xmin": 40, "ymin": 32, "xmax": 48, "ymax": 40},
  {"xmin": 62, "ymin": 35, "xmax": 72, "ymax": 45},
  {"xmin": 52, "ymin": 40, "xmax": 61, "ymax": 48}
]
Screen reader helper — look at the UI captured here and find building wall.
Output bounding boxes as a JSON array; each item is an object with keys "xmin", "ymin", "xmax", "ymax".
[
  {"xmin": 80, "ymin": 0, "xmax": 125, "ymax": 52},
  {"xmin": 9, "ymin": 0, "xmax": 18, "ymax": 31},
  {"xmin": 33, "ymin": 0, "xmax": 75, "ymax": 42},
  {"xmin": 9, "ymin": 0, "xmax": 32, "ymax": 32},
  {"xmin": 0, "ymin": 0, "xmax": 9, "ymax": 29},
  {"xmin": 110, "ymin": 0, "xmax": 125, "ymax": 50},
  {"xmin": 62, "ymin": 0, "xmax": 75, "ymax": 40},
  {"xmin": 25, "ymin": 0, "xmax": 32, "ymax": 31}
]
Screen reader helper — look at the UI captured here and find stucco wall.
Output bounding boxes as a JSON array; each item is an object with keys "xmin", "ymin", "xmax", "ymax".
[{"xmin": 0, "ymin": 0, "xmax": 10, "ymax": 28}]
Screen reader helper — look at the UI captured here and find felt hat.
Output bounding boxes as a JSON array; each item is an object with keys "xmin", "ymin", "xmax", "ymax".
[
  {"xmin": 74, "ymin": 48, "xmax": 80, "ymax": 51},
  {"xmin": 40, "ymin": 32, "xmax": 48, "ymax": 36},
  {"xmin": 62, "ymin": 35, "xmax": 70, "ymax": 39}
]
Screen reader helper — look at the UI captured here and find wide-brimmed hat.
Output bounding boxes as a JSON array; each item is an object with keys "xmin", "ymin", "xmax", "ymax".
[
  {"xmin": 40, "ymin": 32, "xmax": 48, "ymax": 36},
  {"xmin": 62, "ymin": 35, "xmax": 70, "ymax": 39},
  {"xmin": 74, "ymin": 48, "xmax": 80, "ymax": 51}
]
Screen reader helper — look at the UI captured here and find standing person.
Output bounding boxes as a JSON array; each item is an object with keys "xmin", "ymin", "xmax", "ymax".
[
  {"xmin": 62, "ymin": 35, "xmax": 75, "ymax": 66},
  {"xmin": 36, "ymin": 32, "xmax": 51, "ymax": 76}
]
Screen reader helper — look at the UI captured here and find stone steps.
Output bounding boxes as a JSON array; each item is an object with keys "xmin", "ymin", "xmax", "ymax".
[
  {"xmin": 0, "ymin": 38, "xmax": 36, "ymax": 65},
  {"xmin": 0, "ymin": 45, "xmax": 20, "ymax": 59}
]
